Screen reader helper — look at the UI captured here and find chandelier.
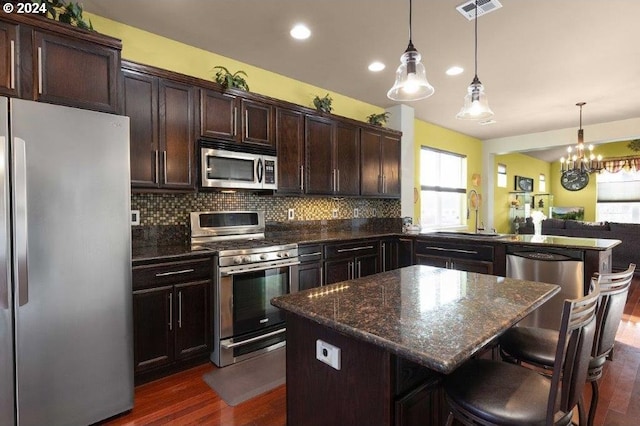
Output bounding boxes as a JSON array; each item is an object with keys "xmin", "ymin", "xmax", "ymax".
[{"xmin": 559, "ymin": 102, "xmax": 603, "ymax": 173}]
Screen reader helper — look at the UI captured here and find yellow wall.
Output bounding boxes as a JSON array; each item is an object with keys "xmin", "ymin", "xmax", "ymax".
[
  {"xmin": 413, "ymin": 120, "xmax": 483, "ymax": 230},
  {"xmin": 550, "ymin": 140, "xmax": 638, "ymax": 222},
  {"xmin": 493, "ymin": 153, "xmax": 551, "ymax": 233},
  {"xmin": 86, "ymin": 13, "xmax": 385, "ymax": 122}
]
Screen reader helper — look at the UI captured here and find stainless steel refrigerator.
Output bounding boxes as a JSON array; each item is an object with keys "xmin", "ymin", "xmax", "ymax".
[{"xmin": 0, "ymin": 97, "xmax": 134, "ymax": 425}]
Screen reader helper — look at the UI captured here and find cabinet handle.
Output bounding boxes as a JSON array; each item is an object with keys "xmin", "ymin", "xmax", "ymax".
[
  {"xmin": 168, "ymin": 293, "xmax": 173, "ymax": 331},
  {"xmin": 421, "ymin": 246, "xmax": 478, "ymax": 255},
  {"xmin": 155, "ymin": 268, "xmax": 195, "ymax": 277},
  {"xmin": 300, "ymin": 165, "xmax": 304, "ymax": 191},
  {"xmin": 178, "ymin": 291, "xmax": 183, "ymax": 328},
  {"xmin": 10, "ymin": 40, "xmax": 15, "ymax": 89},
  {"xmin": 154, "ymin": 150, "xmax": 159, "ymax": 184},
  {"xmin": 337, "ymin": 169, "xmax": 340, "ymax": 192},
  {"xmin": 244, "ymin": 109, "xmax": 249, "ymax": 137},
  {"xmin": 357, "ymin": 260, "xmax": 362, "ymax": 277},
  {"xmin": 449, "ymin": 261, "xmax": 455, "ymax": 269},
  {"xmin": 163, "ymin": 151, "xmax": 168, "ymax": 184},
  {"xmin": 319, "ymin": 266, "xmax": 324, "ymax": 286},
  {"xmin": 332, "ymin": 169, "xmax": 336, "ymax": 192},
  {"xmin": 348, "ymin": 261, "xmax": 354, "ymax": 279},
  {"xmin": 299, "ymin": 252, "xmax": 322, "ymax": 258},
  {"xmin": 381, "ymin": 243, "xmax": 386, "ymax": 272},
  {"xmin": 383, "ymin": 175, "xmax": 387, "ymax": 193},
  {"xmin": 337, "ymin": 246, "xmax": 374, "ymax": 253},
  {"xmin": 37, "ymin": 47, "xmax": 43, "ymax": 94},
  {"xmin": 233, "ymin": 107, "xmax": 238, "ymax": 136}
]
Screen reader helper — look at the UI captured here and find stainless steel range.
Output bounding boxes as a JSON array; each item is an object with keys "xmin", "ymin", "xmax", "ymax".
[{"xmin": 191, "ymin": 211, "xmax": 299, "ymax": 367}]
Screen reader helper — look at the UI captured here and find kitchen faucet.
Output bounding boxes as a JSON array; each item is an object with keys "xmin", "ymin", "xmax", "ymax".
[{"xmin": 467, "ymin": 190, "xmax": 481, "ymax": 233}]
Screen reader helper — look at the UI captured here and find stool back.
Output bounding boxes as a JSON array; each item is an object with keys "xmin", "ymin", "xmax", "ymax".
[{"xmin": 547, "ymin": 278, "xmax": 600, "ymax": 424}]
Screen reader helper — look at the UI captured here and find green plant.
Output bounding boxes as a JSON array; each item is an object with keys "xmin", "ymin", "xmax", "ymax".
[
  {"xmin": 212, "ymin": 66, "xmax": 249, "ymax": 91},
  {"xmin": 366, "ymin": 112, "xmax": 390, "ymax": 126},
  {"xmin": 35, "ymin": 0, "xmax": 94, "ymax": 30},
  {"xmin": 313, "ymin": 94, "xmax": 333, "ymax": 113},
  {"xmin": 628, "ymin": 139, "xmax": 640, "ymax": 152}
]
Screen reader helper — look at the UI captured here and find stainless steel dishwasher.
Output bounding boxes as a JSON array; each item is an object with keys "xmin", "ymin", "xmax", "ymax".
[{"xmin": 506, "ymin": 247, "xmax": 584, "ymax": 330}]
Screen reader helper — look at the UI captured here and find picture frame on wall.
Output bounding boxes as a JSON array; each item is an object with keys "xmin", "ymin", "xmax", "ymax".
[{"xmin": 514, "ymin": 175, "xmax": 534, "ymax": 192}]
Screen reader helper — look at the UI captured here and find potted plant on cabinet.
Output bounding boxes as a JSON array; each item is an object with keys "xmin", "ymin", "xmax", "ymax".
[
  {"xmin": 313, "ymin": 94, "xmax": 333, "ymax": 113},
  {"xmin": 212, "ymin": 66, "xmax": 250, "ymax": 91},
  {"xmin": 366, "ymin": 112, "xmax": 390, "ymax": 126},
  {"xmin": 37, "ymin": 0, "xmax": 94, "ymax": 30}
]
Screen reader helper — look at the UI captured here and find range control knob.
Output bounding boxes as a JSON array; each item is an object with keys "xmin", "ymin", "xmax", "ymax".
[
  {"xmin": 233, "ymin": 256, "xmax": 243, "ymax": 265},
  {"xmin": 281, "ymin": 251, "xmax": 290, "ymax": 258},
  {"xmin": 260, "ymin": 253, "xmax": 267, "ymax": 260},
  {"xmin": 242, "ymin": 256, "xmax": 251, "ymax": 263}
]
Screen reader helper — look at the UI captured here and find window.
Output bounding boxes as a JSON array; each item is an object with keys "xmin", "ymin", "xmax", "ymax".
[
  {"xmin": 420, "ymin": 147, "xmax": 467, "ymax": 229},
  {"xmin": 497, "ymin": 163, "xmax": 507, "ymax": 188},
  {"xmin": 596, "ymin": 169, "xmax": 640, "ymax": 223},
  {"xmin": 539, "ymin": 174, "xmax": 546, "ymax": 193}
]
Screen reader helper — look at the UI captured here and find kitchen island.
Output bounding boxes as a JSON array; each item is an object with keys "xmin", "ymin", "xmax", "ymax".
[{"xmin": 271, "ymin": 265, "xmax": 560, "ymax": 426}]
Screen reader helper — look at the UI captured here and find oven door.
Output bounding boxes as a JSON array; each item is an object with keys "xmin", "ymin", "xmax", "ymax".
[
  {"xmin": 201, "ymin": 148, "xmax": 260, "ymax": 189},
  {"xmin": 217, "ymin": 261, "xmax": 299, "ymax": 366}
]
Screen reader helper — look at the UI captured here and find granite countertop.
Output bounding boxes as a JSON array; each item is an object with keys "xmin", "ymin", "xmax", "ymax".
[
  {"xmin": 417, "ymin": 230, "xmax": 620, "ymax": 250},
  {"xmin": 271, "ymin": 264, "xmax": 559, "ymax": 374}
]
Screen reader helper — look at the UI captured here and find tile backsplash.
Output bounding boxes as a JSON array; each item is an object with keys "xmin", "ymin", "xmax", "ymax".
[{"xmin": 132, "ymin": 192, "xmax": 400, "ymax": 226}]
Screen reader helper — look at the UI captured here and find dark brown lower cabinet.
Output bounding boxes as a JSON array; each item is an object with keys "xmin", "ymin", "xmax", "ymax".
[
  {"xmin": 414, "ymin": 239, "xmax": 494, "ymax": 274},
  {"xmin": 324, "ymin": 240, "xmax": 379, "ymax": 285},
  {"xmin": 395, "ymin": 378, "xmax": 448, "ymax": 426},
  {"xmin": 381, "ymin": 237, "xmax": 414, "ymax": 272},
  {"xmin": 132, "ymin": 257, "xmax": 213, "ymax": 383},
  {"xmin": 297, "ymin": 244, "xmax": 323, "ymax": 291}
]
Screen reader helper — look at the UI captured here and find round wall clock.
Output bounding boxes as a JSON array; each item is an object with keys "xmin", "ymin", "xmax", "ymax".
[{"xmin": 561, "ymin": 169, "xmax": 589, "ymax": 191}]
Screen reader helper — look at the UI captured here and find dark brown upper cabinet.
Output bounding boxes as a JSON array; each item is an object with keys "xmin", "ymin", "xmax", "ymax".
[
  {"xmin": 200, "ymin": 89, "xmax": 274, "ymax": 149},
  {"xmin": 305, "ymin": 115, "xmax": 359, "ymax": 196},
  {"xmin": 0, "ymin": 14, "xmax": 121, "ymax": 113},
  {"xmin": 361, "ymin": 129, "xmax": 401, "ymax": 198},
  {"xmin": 276, "ymin": 107, "xmax": 305, "ymax": 195},
  {"xmin": 123, "ymin": 62, "xmax": 196, "ymax": 191}
]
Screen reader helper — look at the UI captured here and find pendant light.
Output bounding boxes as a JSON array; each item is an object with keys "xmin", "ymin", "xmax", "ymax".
[
  {"xmin": 387, "ymin": 0, "xmax": 434, "ymax": 101},
  {"xmin": 456, "ymin": 0, "xmax": 494, "ymax": 120},
  {"xmin": 559, "ymin": 102, "xmax": 603, "ymax": 173}
]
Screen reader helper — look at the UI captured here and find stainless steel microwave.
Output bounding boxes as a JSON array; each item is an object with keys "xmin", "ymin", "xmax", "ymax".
[{"xmin": 200, "ymin": 147, "xmax": 277, "ymax": 190}]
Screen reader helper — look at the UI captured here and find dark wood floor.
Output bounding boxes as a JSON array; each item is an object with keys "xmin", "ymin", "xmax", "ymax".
[{"xmin": 104, "ymin": 276, "xmax": 640, "ymax": 426}]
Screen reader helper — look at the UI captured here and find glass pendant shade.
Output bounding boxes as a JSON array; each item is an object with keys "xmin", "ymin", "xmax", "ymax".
[
  {"xmin": 456, "ymin": 76, "xmax": 494, "ymax": 119},
  {"xmin": 387, "ymin": 43, "xmax": 435, "ymax": 101}
]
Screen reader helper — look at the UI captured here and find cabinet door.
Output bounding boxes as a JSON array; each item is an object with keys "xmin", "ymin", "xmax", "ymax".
[
  {"xmin": 0, "ymin": 21, "xmax": 18, "ymax": 97},
  {"xmin": 123, "ymin": 69, "xmax": 159, "ymax": 188},
  {"xmin": 396, "ymin": 238, "xmax": 414, "ymax": 269},
  {"xmin": 200, "ymin": 89, "xmax": 237, "ymax": 140},
  {"xmin": 276, "ymin": 108, "xmax": 304, "ymax": 195},
  {"xmin": 298, "ymin": 261, "xmax": 323, "ymax": 291},
  {"xmin": 324, "ymin": 258, "xmax": 352, "ymax": 285},
  {"xmin": 159, "ymin": 79, "xmax": 195, "ymax": 189},
  {"xmin": 360, "ymin": 129, "xmax": 382, "ymax": 195},
  {"xmin": 34, "ymin": 31, "xmax": 119, "ymax": 113},
  {"xmin": 305, "ymin": 115, "xmax": 334, "ymax": 195},
  {"xmin": 334, "ymin": 121, "xmax": 360, "ymax": 195},
  {"xmin": 241, "ymin": 98, "xmax": 273, "ymax": 147},
  {"xmin": 381, "ymin": 135, "xmax": 401, "ymax": 197},
  {"xmin": 133, "ymin": 286, "xmax": 174, "ymax": 373},
  {"xmin": 395, "ymin": 379, "xmax": 448, "ymax": 426},
  {"xmin": 355, "ymin": 254, "xmax": 378, "ymax": 278},
  {"xmin": 449, "ymin": 259, "xmax": 493, "ymax": 275},
  {"xmin": 381, "ymin": 239, "xmax": 395, "ymax": 272},
  {"xmin": 415, "ymin": 254, "xmax": 449, "ymax": 269},
  {"xmin": 174, "ymin": 280, "xmax": 210, "ymax": 359}
]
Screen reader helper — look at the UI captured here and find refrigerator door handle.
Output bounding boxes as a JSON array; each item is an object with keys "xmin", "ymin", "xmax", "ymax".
[{"xmin": 13, "ymin": 137, "xmax": 29, "ymax": 306}]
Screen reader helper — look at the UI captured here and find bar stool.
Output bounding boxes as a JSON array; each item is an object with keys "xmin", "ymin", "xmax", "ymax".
[
  {"xmin": 499, "ymin": 264, "xmax": 635, "ymax": 426},
  {"xmin": 443, "ymin": 280, "xmax": 600, "ymax": 425}
]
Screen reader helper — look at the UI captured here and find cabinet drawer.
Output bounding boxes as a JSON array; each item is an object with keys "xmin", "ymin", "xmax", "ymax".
[
  {"xmin": 133, "ymin": 258, "xmax": 212, "ymax": 290},
  {"xmin": 414, "ymin": 240, "xmax": 494, "ymax": 262},
  {"xmin": 298, "ymin": 244, "xmax": 323, "ymax": 262},
  {"xmin": 324, "ymin": 240, "xmax": 379, "ymax": 260}
]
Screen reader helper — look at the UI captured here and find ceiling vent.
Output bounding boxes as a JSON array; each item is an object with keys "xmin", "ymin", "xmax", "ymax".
[{"xmin": 456, "ymin": 0, "xmax": 503, "ymax": 20}]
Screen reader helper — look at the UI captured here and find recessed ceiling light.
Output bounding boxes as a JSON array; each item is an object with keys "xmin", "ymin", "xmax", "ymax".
[
  {"xmin": 368, "ymin": 61, "xmax": 385, "ymax": 72},
  {"xmin": 446, "ymin": 66, "xmax": 464, "ymax": 76},
  {"xmin": 290, "ymin": 24, "xmax": 311, "ymax": 40}
]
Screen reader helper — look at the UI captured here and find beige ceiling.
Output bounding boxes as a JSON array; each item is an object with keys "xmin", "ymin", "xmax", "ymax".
[{"xmin": 82, "ymin": 0, "xmax": 640, "ymax": 145}]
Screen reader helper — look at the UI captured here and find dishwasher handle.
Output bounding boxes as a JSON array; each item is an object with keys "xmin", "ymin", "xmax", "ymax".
[{"xmin": 508, "ymin": 251, "xmax": 576, "ymax": 262}]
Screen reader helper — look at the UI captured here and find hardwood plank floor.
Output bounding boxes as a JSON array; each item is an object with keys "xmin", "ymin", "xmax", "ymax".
[{"xmin": 104, "ymin": 276, "xmax": 640, "ymax": 426}]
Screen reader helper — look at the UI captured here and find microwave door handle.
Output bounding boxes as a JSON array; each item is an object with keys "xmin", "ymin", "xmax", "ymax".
[{"xmin": 256, "ymin": 158, "xmax": 263, "ymax": 184}]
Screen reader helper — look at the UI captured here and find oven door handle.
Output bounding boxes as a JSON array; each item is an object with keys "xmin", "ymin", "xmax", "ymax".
[
  {"xmin": 220, "ymin": 328, "xmax": 286, "ymax": 349},
  {"xmin": 220, "ymin": 260, "xmax": 300, "ymax": 276}
]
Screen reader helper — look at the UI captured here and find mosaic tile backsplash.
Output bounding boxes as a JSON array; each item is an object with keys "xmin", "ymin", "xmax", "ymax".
[{"xmin": 132, "ymin": 192, "xmax": 401, "ymax": 226}]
